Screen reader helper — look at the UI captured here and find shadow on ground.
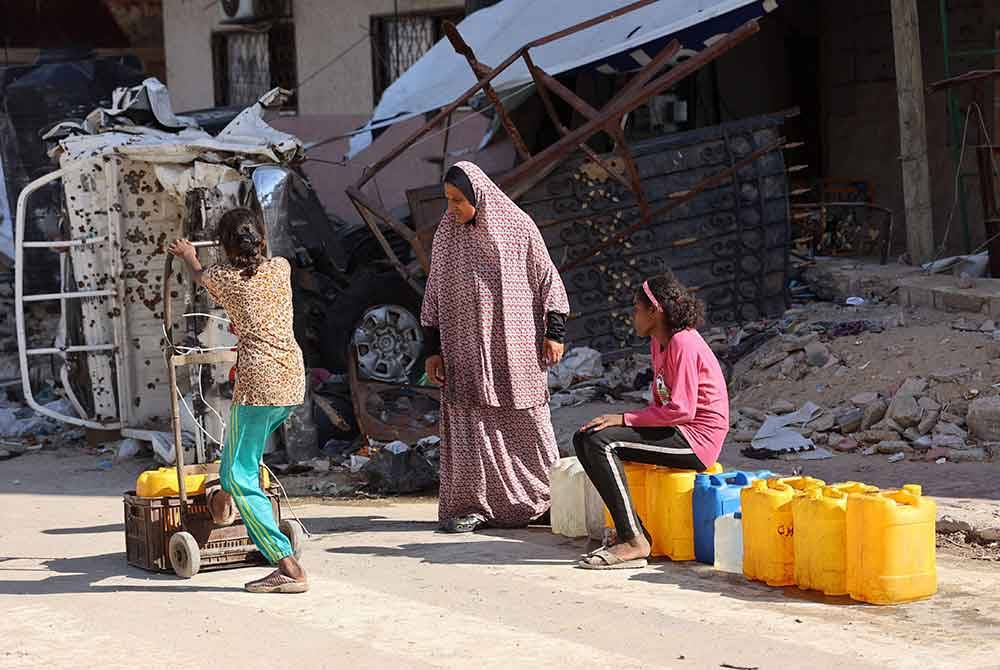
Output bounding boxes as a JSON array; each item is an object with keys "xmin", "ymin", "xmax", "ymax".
[{"xmin": 0, "ymin": 552, "xmax": 245, "ymax": 594}]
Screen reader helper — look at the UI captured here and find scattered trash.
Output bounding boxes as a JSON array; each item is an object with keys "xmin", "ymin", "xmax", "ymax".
[
  {"xmin": 548, "ymin": 347, "xmax": 604, "ymax": 390},
  {"xmin": 97, "ymin": 459, "xmax": 114, "ymax": 470},
  {"xmin": 742, "ymin": 402, "xmax": 820, "ymax": 459},
  {"xmin": 845, "ymin": 296, "xmax": 866, "ymax": 306},
  {"xmin": 363, "ymin": 442, "xmax": 438, "ymax": 494},
  {"xmin": 349, "ymin": 454, "xmax": 370, "ymax": 473},
  {"xmin": 114, "ymin": 439, "xmax": 143, "ymax": 463},
  {"xmin": 887, "ymin": 452, "xmax": 906, "ymax": 463}
]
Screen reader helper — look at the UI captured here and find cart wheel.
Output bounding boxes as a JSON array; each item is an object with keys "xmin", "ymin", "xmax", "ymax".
[
  {"xmin": 169, "ymin": 531, "xmax": 201, "ymax": 578},
  {"xmin": 279, "ymin": 519, "xmax": 305, "ymax": 559}
]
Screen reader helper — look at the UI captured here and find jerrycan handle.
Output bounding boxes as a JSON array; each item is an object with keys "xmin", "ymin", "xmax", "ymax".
[
  {"xmin": 708, "ymin": 472, "xmax": 750, "ymax": 487},
  {"xmin": 893, "ymin": 484, "xmax": 923, "ymax": 506}
]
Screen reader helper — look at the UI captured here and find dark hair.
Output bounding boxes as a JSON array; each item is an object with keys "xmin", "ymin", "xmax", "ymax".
[
  {"xmin": 636, "ymin": 271, "xmax": 705, "ymax": 332},
  {"xmin": 443, "ymin": 165, "xmax": 477, "ymax": 208},
  {"xmin": 217, "ymin": 207, "xmax": 266, "ymax": 279}
]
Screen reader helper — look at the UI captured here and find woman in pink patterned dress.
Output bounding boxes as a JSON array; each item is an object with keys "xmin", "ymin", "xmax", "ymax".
[{"xmin": 421, "ymin": 161, "xmax": 570, "ymax": 533}]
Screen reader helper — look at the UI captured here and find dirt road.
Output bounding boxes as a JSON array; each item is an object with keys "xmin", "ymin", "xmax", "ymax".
[{"xmin": 2, "ymin": 451, "xmax": 999, "ymax": 670}]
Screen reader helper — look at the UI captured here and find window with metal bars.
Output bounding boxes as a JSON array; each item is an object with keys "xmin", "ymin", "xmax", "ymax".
[
  {"xmin": 370, "ymin": 9, "xmax": 464, "ymax": 104},
  {"xmin": 212, "ymin": 21, "xmax": 298, "ymax": 111}
]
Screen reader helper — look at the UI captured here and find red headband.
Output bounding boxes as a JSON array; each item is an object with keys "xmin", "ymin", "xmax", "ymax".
[{"xmin": 642, "ymin": 280, "xmax": 663, "ymax": 312}]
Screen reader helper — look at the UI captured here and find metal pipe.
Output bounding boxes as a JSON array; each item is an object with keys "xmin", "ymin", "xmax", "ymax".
[
  {"xmin": 21, "ymin": 289, "xmax": 117, "ymax": 303},
  {"xmin": 15, "ymin": 168, "xmax": 122, "ymax": 430},
  {"xmin": 26, "ymin": 344, "xmax": 116, "ymax": 356},
  {"xmin": 356, "ymin": 0, "xmax": 658, "ymax": 187},
  {"xmin": 498, "ymin": 21, "xmax": 761, "ymax": 194},
  {"xmin": 22, "ymin": 236, "xmax": 108, "ymax": 248}
]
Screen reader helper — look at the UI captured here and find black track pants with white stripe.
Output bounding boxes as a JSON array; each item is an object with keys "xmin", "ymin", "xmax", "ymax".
[{"xmin": 573, "ymin": 425, "xmax": 707, "ymax": 543}]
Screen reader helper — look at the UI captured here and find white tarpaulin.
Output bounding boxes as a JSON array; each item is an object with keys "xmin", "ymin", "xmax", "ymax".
[{"xmin": 348, "ymin": 0, "xmax": 780, "ymax": 157}]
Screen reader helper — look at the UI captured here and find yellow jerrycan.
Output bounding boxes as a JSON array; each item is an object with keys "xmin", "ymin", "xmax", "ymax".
[
  {"xmin": 136, "ymin": 464, "xmax": 270, "ymax": 498},
  {"xmin": 644, "ymin": 462, "xmax": 723, "ymax": 560},
  {"xmin": 846, "ymin": 484, "xmax": 937, "ymax": 605},
  {"xmin": 603, "ymin": 463, "xmax": 656, "ymax": 530},
  {"xmin": 603, "ymin": 462, "xmax": 722, "ymax": 560},
  {"xmin": 742, "ymin": 476, "xmax": 825, "ymax": 586},
  {"xmin": 792, "ymin": 482, "xmax": 878, "ymax": 595}
]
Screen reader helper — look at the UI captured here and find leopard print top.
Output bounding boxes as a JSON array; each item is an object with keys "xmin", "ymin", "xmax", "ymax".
[{"xmin": 202, "ymin": 257, "xmax": 305, "ymax": 406}]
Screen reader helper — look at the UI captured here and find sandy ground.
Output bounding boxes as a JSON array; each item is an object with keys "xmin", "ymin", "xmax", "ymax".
[{"xmin": 2, "ymin": 450, "xmax": 1000, "ymax": 670}]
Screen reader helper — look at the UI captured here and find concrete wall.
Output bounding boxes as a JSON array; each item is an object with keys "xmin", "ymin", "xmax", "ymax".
[
  {"xmin": 163, "ymin": 0, "xmax": 463, "ymax": 114},
  {"xmin": 823, "ymin": 0, "xmax": 1000, "ymax": 258}
]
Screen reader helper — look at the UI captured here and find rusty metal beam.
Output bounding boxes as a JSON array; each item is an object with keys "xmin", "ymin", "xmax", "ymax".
[
  {"xmin": 355, "ymin": 0, "xmax": 658, "ymax": 188},
  {"xmin": 529, "ymin": 66, "xmax": 652, "ymax": 223},
  {"xmin": 498, "ymin": 21, "xmax": 761, "ymax": 194},
  {"xmin": 560, "ymin": 136, "xmax": 786, "ymax": 273},
  {"xmin": 443, "ymin": 21, "xmax": 532, "ymax": 161},
  {"xmin": 526, "ymin": 54, "xmax": 633, "ymax": 192},
  {"xmin": 346, "ymin": 185, "xmax": 430, "ymax": 293}
]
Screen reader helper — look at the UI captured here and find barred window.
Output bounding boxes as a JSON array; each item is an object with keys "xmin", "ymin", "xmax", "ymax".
[
  {"xmin": 371, "ymin": 10, "xmax": 464, "ymax": 104},
  {"xmin": 212, "ymin": 22, "xmax": 298, "ymax": 111}
]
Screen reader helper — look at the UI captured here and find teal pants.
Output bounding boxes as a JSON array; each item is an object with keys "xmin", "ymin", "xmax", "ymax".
[{"xmin": 220, "ymin": 403, "xmax": 295, "ymax": 564}]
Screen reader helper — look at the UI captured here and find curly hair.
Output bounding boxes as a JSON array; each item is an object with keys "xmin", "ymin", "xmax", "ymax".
[
  {"xmin": 635, "ymin": 271, "xmax": 705, "ymax": 331},
  {"xmin": 217, "ymin": 207, "xmax": 266, "ymax": 279}
]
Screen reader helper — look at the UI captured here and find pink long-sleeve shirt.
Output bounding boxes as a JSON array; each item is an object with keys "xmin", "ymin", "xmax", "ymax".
[{"xmin": 623, "ymin": 329, "xmax": 730, "ymax": 468}]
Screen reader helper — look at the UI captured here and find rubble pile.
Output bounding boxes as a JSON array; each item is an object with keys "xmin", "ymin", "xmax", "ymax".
[{"xmin": 731, "ymin": 370, "xmax": 997, "ymax": 463}]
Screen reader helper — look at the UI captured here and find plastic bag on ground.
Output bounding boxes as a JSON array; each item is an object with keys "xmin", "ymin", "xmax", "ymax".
[{"xmin": 547, "ymin": 347, "xmax": 604, "ymax": 390}]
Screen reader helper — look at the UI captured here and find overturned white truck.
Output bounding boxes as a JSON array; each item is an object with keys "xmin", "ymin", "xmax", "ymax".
[{"xmin": 13, "ymin": 82, "xmax": 346, "ymax": 462}]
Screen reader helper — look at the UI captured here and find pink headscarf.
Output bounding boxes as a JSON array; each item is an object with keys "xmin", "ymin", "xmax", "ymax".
[{"xmin": 421, "ymin": 162, "xmax": 570, "ymax": 409}]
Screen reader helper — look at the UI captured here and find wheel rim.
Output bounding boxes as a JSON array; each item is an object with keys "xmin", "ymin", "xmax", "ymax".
[{"xmin": 352, "ymin": 304, "xmax": 423, "ymax": 382}]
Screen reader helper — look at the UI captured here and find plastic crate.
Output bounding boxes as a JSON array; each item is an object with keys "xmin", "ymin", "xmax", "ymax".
[{"xmin": 123, "ymin": 489, "xmax": 281, "ymax": 573}]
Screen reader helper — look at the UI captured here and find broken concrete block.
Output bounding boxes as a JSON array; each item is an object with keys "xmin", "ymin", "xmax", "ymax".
[
  {"xmin": 876, "ymin": 440, "xmax": 913, "ymax": 454},
  {"xmin": 982, "ymin": 319, "xmax": 997, "ymax": 333},
  {"xmin": 738, "ymin": 407, "xmax": 767, "ymax": 423},
  {"xmin": 835, "ymin": 407, "xmax": 864, "ymax": 434},
  {"xmin": 917, "ymin": 410, "xmax": 939, "ymax": 435},
  {"xmin": 855, "ymin": 429, "xmax": 902, "ymax": 444},
  {"xmin": 929, "ymin": 367, "xmax": 970, "ymax": 383},
  {"xmin": 872, "ymin": 417, "xmax": 906, "ymax": 433},
  {"xmin": 931, "ymin": 433, "xmax": 967, "ymax": 450},
  {"xmin": 934, "ymin": 422, "xmax": 968, "ymax": 439},
  {"xmin": 947, "ymin": 447, "xmax": 989, "ymax": 463},
  {"xmin": 911, "ymin": 435, "xmax": 933, "ymax": 450},
  {"xmin": 923, "ymin": 446, "xmax": 951, "ymax": 462},
  {"xmin": 779, "ymin": 353, "xmax": 803, "ymax": 377},
  {"xmin": 918, "ymin": 396, "xmax": 941, "ymax": 412},
  {"xmin": 769, "ymin": 399, "xmax": 796, "ymax": 414},
  {"xmin": 780, "ymin": 332, "xmax": 818, "ymax": 352},
  {"xmin": 807, "ymin": 412, "xmax": 836, "ymax": 433},
  {"xmin": 939, "ymin": 412, "xmax": 966, "ymax": 428},
  {"xmin": 0, "ymin": 448, "xmax": 10, "ymax": 461},
  {"xmin": 830, "ymin": 436, "xmax": 858, "ymax": 452},
  {"xmin": 804, "ymin": 341, "xmax": 831, "ymax": 367},
  {"xmin": 861, "ymin": 399, "xmax": 888, "ymax": 430},
  {"xmin": 937, "ymin": 515, "xmax": 973, "ymax": 533},
  {"xmin": 851, "ymin": 392, "xmax": 879, "ymax": 407},
  {"xmin": 756, "ymin": 349, "xmax": 789, "ymax": 369},
  {"xmin": 896, "ymin": 377, "xmax": 928, "ymax": 396},
  {"xmin": 812, "ymin": 432, "xmax": 829, "ymax": 445},
  {"xmin": 903, "ymin": 427, "xmax": 922, "ymax": 442},
  {"xmin": 888, "ymin": 393, "xmax": 921, "ymax": 428},
  {"xmin": 967, "ymin": 396, "xmax": 1000, "ymax": 441},
  {"xmin": 732, "ymin": 430, "xmax": 756, "ymax": 443}
]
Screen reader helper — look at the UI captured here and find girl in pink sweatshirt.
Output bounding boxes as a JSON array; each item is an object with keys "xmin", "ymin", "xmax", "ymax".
[{"xmin": 575, "ymin": 272, "xmax": 729, "ymax": 569}]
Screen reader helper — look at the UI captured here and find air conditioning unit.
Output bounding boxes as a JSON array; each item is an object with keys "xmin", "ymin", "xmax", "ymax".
[{"xmin": 218, "ymin": 0, "xmax": 288, "ymax": 25}]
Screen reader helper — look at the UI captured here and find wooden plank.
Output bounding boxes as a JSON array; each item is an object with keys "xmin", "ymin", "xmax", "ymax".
[{"xmin": 889, "ymin": 0, "xmax": 934, "ymax": 263}]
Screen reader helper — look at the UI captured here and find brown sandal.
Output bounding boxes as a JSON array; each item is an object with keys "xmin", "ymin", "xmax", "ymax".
[{"xmin": 244, "ymin": 569, "xmax": 309, "ymax": 594}]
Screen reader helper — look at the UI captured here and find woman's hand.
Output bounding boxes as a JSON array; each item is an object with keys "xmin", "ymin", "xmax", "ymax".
[
  {"xmin": 581, "ymin": 413, "xmax": 625, "ymax": 433},
  {"xmin": 425, "ymin": 354, "xmax": 446, "ymax": 386},
  {"xmin": 167, "ymin": 238, "xmax": 197, "ymax": 263},
  {"xmin": 543, "ymin": 338, "xmax": 564, "ymax": 366}
]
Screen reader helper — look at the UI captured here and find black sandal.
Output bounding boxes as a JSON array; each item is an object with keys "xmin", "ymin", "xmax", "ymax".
[{"xmin": 439, "ymin": 513, "xmax": 487, "ymax": 533}]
